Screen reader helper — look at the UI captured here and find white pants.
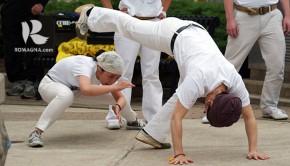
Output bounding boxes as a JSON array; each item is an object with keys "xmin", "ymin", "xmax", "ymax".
[
  {"xmin": 144, "ymin": 93, "xmax": 178, "ymax": 143},
  {"xmin": 225, "ymin": 9, "xmax": 285, "ymax": 109},
  {"xmin": 36, "ymin": 76, "xmax": 137, "ymax": 131},
  {"xmin": 87, "ymin": 7, "xmax": 191, "ymax": 142},
  {"xmin": 87, "ymin": 7, "xmax": 191, "ymax": 56},
  {"xmin": 106, "ymin": 19, "xmax": 163, "ymax": 123}
]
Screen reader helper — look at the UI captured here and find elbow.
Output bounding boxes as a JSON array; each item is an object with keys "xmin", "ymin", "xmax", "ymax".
[
  {"xmin": 80, "ymin": 87, "xmax": 91, "ymax": 96},
  {"xmin": 171, "ymin": 111, "xmax": 183, "ymax": 122}
]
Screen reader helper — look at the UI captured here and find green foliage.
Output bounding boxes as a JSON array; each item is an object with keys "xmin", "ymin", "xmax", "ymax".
[
  {"xmin": 44, "ymin": 0, "xmax": 119, "ymax": 13},
  {"xmin": 167, "ymin": 1, "xmax": 227, "ymax": 53}
]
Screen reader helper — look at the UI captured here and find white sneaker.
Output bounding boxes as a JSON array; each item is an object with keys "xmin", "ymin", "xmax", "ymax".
[
  {"xmin": 262, "ymin": 107, "xmax": 288, "ymax": 120},
  {"xmin": 202, "ymin": 115, "xmax": 209, "ymax": 124},
  {"xmin": 28, "ymin": 131, "xmax": 43, "ymax": 147},
  {"xmin": 75, "ymin": 6, "xmax": 91, "ymax": 40},
  {"xmin": 107, "ymin": 121, "xmax": 121, "ymax": 130}
]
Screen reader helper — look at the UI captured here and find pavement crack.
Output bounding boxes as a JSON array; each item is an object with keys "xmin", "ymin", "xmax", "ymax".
[{"xmin": 113, "ymin": 141, "xmax": 139, "ymax": 166}]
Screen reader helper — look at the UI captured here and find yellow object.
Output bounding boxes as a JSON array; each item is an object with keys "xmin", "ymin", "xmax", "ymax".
[
  {"xmin": 56, "ymin": 37, "xmax": 115, "ymax": 62},
  {"xmin": 168, "ymin": 157, "xmax": 174, "ymax": 163}
]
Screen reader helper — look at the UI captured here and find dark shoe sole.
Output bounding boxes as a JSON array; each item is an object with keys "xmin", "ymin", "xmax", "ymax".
[
  {"xmin": 21, "ymin": 95, "xmax": 35, "ymax": 99},
  {"xmin": 6, "ymin": 92, "xmax": 22, "ymax": 96},
  {"xmin": 126, "ymin": 126, "xmax": 142, "ymax": 130},
  {"xmin": 29, "ymin": 142, "xmax": 43, "ymax": 148}
]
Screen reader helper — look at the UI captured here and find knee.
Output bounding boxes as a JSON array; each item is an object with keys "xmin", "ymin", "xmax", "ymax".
[
  {"xmin": 58, "ymin": 90, "xmax": 74, "ymax": 106},
  {"xmin": 268, "ymin": 64, "xmax": 284, "ymax": 77}
]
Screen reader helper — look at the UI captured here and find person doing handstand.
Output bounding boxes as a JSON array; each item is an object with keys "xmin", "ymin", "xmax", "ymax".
[{"xmin": 75, "ymin": 6, "xmax": 270, "ymax": 164}]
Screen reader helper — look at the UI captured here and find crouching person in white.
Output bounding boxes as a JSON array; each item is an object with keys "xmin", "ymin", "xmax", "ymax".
[{"xmin": 28, "ymin": 51, "xmax": 145, "ymax": 147}]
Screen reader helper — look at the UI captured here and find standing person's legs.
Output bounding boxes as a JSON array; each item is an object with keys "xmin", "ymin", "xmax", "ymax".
[
  {"xmin": 21, "ymin": 14, "xmax": 45, "ymax": 99},
  {"xmin": 22, "ymin": 39, "xmax": 44, "ymax": 99},
  {"xmin": 2, "ymin": 25, "xmax": 26, "ymax": 82},
  {"xmin": 139, "ymin": 45, "xmax": 162, "ymax": 122},
  {"xmin": 258, "ymin": 10, "xmax": 287, "ymax": 119},
  {"xmin": 114, "ymin": 34, "xmax": 140, "ymax": 104},
  {"xmin": 2, "ymin": 0, "xmax": 41, "ymax": 98},
  {"xmin": 105, "ymin": 33, "xmax": 140, "ymax": 129},
  {"xmin": 1, "ymin": 0, "xmax": 27, "ymax": 82},
  {"xmin": 224, "ymin": 11, "xmax": 260, "ymax": 71}
]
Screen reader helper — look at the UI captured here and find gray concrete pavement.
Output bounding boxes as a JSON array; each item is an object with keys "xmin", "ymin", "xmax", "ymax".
[{"xmin": 1, "ymin": 103, "xmax": 290, "ymax": 166}]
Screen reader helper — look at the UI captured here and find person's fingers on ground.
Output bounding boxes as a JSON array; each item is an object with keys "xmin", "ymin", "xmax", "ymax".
[
  {"xmin": 169, "ymin": 155, "xmax": 193, "ymax": 165},
  {"xmin": 257, "ymin": 154, "xmax": 270, "ymax": 160},
  {"xmin": 247, "ymin": 151, "xmax": 269, "ymax": 160}
]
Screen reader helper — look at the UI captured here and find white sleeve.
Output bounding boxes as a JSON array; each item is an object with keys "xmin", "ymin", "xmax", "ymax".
[
  {"xmin": 176, "ymin": 76, "xmax": 203, "ymax": 109},
  {"xmin": 228, "ymin": 74, "xmax": 250, "ymax": 107},
  {"xmin": 71, "ymin": 58, "xmax": 93, "ymax": 79}
]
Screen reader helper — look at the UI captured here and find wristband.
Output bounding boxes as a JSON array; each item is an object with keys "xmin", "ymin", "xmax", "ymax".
[
  {"xmin": 115, "ymin": 103, "xmax": 122, "ymax": 111},
  {"xmin": 161, "ymin": 11, "xmax": 167, "ymax": 17},
  {"xmin": 168, "ymin": 154, "xmax": 186, "ymax": 163},
  {"xmin": 174, "ymin": 153, "xmax": 185, "ymax": 158}
]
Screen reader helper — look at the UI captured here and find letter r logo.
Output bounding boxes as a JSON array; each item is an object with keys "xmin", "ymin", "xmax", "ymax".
[{"xmin": 22, "ymin": 20, "xmax": 49, "ymax": 45}]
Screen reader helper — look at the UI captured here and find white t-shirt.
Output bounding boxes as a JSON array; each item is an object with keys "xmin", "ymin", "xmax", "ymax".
[
  {"xmin": 119, "ymin": 0, "xmax": 163, "ymax": 17},
  {"xmin": 234, "ymin": 0, "xmax": 278, "ymax": 8},
  {"xmin": 48, "ymin": 55, "xmax": 100, "ymax": 88},
  {"xmin": 174, "ymin": 26, "xmax": 250, "ymax": 109}
]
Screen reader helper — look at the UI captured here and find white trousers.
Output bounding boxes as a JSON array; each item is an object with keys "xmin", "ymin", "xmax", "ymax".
[
  {"xmin": 36, "ymin": 76, "xmax": 137, "ymax": 131},
  {"xmin": 87, "ymin": 7, "xmax": 190, "ymax": 142},
  {"xmin": 88, "ymin": 7, "xmax": 190, "ymax": 56},
  {"xmin": 224, "ymin": 9, "xmax": 285, "ymax": 109},
  {"xmin": 106, "ymin": 20, "xmax": 163, "ymax": 123},
  {"xmin": 144, "ymin": 93, "xmax": 178, "ymax": 143}
]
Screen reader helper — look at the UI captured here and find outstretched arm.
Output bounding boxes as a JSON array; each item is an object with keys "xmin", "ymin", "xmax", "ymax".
[
  {"xmin": 242, "ymin": 105, "xmax": 270, "ymax": 160},
  {"xmin": 78, "ymin": 75, "xmax": 134, "ymax": 122},
  {"xmin": 170, "ymin": 99, "xmax": 193, "ymax": 165},
  {"xmin": 78, "ymin": 75, "xmax": 134, "ymax": 96}
]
